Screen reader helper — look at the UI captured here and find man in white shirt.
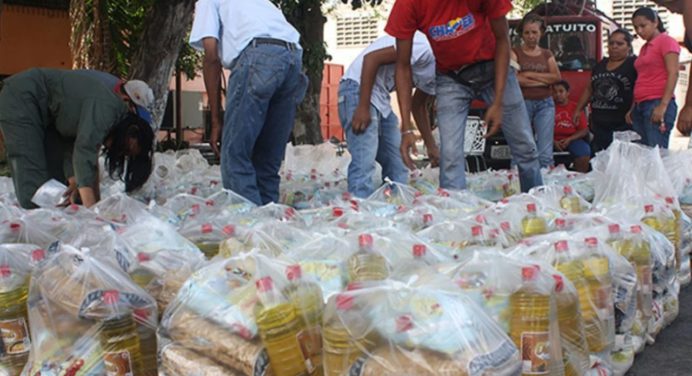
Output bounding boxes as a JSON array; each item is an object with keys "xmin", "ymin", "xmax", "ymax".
[
  {"xmin": 190, "ymin": 0, "xmax": 308, "ymax": 205},
  {"xmin": 339, "ymin": 32, "xmax": 437, "ymax": 198}
]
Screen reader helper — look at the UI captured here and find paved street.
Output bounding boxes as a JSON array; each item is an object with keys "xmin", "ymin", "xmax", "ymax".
[{"xmin": 627, "ymin": 285, "xmax": 692, "ymax": 375}]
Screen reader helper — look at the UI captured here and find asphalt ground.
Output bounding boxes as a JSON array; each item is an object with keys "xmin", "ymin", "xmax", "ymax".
[{"xmin": 627, "ymin": 285, "xmax": 692, "ymax": 375}]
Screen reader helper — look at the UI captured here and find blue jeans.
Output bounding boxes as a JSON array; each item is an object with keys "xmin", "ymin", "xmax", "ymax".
[
  {"xmin": 524, "ymin": 97, "xmax": 555, "ymax": 168},
  {"xmin": 222, "ymin": 42, "xmax": 308, "ymax": 205},
  {"xmin": 631, "ymin": 99, "xmax": 677, "ymax": 148},
  {"xmin": 338, "ymin": 79, "xmax": 408, "ymax": 198},
  {"xmin": 435, "ymin": 69, "xmax": 542, "ymax": 192}
]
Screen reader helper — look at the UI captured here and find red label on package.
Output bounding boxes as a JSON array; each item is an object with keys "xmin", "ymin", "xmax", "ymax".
[
  {"xmin": 296, "ymin": 325, "xmax": 322, "ymax": 373},
  {"xmin": 103, "ymin": 350, "xmax": 134, "ymax": 376},
  {"xmin": 520, "ymin": 332, "xmax": 550, "ymax": 375},
  {"xmin": 0, "ymin": 317, "xmax": 30, "ymax": 355}
]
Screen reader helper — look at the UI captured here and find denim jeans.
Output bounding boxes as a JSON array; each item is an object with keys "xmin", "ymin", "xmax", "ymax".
[
  {"xmin": 524, "ymin": 97, "xmax": 555, "ymax": 168},
  {"xmin": 631, "ymin": 99, "xmax": 677, "ymax": 148},
  {"xmin": 222, "ymin": 42, "xmax": 308, "ymax": 205},
  {"xmin": 338, "ymin": 79, "xmax": 408, "ymax": 198},
  {"xmin": 436, "ymin": 69, "xmax": 542, "ymax": 192}
]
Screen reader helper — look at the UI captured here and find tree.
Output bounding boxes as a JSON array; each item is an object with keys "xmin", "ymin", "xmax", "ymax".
[
  {"xmin": 272, "ymin": 0, "xmax": 384, "ymax": 145},
  {"xmin": 69, "ymin": 0, "xmax": 200, "ymax": 126}
]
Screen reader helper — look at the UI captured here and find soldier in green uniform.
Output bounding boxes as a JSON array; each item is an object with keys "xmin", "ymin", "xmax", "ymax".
[{"xmin": 0, "ymin": 68, "xmax": 155, "ymax": 209}]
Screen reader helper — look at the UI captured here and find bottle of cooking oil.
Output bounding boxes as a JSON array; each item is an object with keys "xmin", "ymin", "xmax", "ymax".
[
  {"xmin": 628, "ymin": 225, "xmax": 653, "ymax": 323},
  {"xmin": 254, "ymin": 276, "xmax": 308, "ymax": 376},
  {"xmin": 510, "ymin": 266, "xmax": 553, "ymax": 376},
  {"xmin": 195, "ymin": 223, "xmax": 221, "ymax": 259},
  {"xmin": 552, "ymin": 274, "xmax": 589, "ymax": 376},
  {"xmin": 323, "ymin": 294, "xmax": 375, "ymax": 376},
  {"xmin": 521, "ymin": 203, "xmax": 547, "ymax": 237},
  {"xmin": 582, "ymin": 238, "xmax": 614, "ymax": 353},
  {"xmin": 559, "ymin": 186, "xmax": 582, "ymax": 213},
  {"xmin": 470, "ymin": 225, "xmax": 489, "ymax": 247},
  {"xmin": 346, "ymin": 234, "xmax": 388, "ymax": 283},
  {"xmin": 664, "ymin": 197, "xmax": 682, "ymax": 270},
  {"xmin": 552, "ymin": 241, "xmax": 602, "ymax": 355},
  {"xmin": 422, "ymin": 213, "xmax": 434, "ymax": 229},
  {"xmin": 284, "ymin": 265, "xmax": 324, "ymax": 375},
  {"xmin": 0, "ymin": 276, "xmax": 30, "ymax": 376},
  {"xmin": 132, "ymin": 309, "xmax": 158, "ymax": 376},
  {"xmin": 99, "ymin": 291, "xmax": 144, "ymax": 376}
]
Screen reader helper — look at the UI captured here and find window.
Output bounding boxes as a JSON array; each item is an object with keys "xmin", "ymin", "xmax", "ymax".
[
  {"xmin": 4, "ymin": 0, "xmax": 69, "ymax": 10},
  {"xmin": 336, "ymin": 15, "xmax": 379, "ymax": 48}
]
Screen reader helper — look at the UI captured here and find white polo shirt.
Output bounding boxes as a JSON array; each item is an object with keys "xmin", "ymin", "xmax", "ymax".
[
  {"xmin": 189, "ymin": 0, "xmax": 301, "ymax": 68},
  {"xmin": 342, "ymin": 31, "xmax": 436, "ymax": 117}
]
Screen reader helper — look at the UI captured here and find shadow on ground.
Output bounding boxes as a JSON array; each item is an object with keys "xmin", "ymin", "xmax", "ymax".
[{"xmin": 627, "ymin": 285, "xmax": 692, "ymax": 375}]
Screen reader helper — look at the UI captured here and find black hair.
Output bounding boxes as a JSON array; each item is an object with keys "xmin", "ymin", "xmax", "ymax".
[
  {"xmin": 102, "ymin": 113, "xmax": 154, "ymax": 192},
  {"xmin": 519, "ymin": 13, "xmax": 547, "ymax": 34},
  {"xmin": 610, "ymin": 28, "xmax": 634, "ymax": 48},
  {"xmin": 554, "ymin": 80, "xmax": 570, "ymax": 91},
  {"xmin": 632, "ymin": 7, "xmax": 666, "ymax": 33}
]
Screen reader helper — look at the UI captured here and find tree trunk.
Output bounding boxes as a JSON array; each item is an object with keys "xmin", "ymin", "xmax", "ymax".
[
  {"xmin": 285, "ymin": 0, "xmax": 326, "ymax": 145},
  {"xmin": 128, "ymin": 0, "xmax": 196, "ymax": 128},
  {"xmin": 69, "ymin": 0, "xmax": 115, "ymax": 72}
]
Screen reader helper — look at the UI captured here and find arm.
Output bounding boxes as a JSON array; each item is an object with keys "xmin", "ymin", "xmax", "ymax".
[
  {"xmin": 411, "ymin": 89, "xmax": 438, "ymax": 166},
  {"xmin": 522, "ymin": 56, "xmax": 562, "ymax": 84},
  {"xmin": 516, "ymin": 73, "xmax": 547, "ymax": 87},
  {"xmin": 565, "ymin": 127, "xmax": 589, "ymax": 144},
  {"xmin": 352, "ymin": 47, "xmax": 398, "ymax": 134},
  {"xmin": 202, "ymin": 37, "xmax": 223, "ymax": 157},
  {"xmin": 574, "ymin": 82, "xmax": 593, "ymax": 124},
  {"xmin": 651, "ymin": 52, "xmax": 680, "ymax": 124},
  {"xmin": 394, "ymin": 38, "xmax": 417, "ymax": 169},
  {"xmin": 485, "ymin": 15, "xmax": 511, "ymax": 138}
]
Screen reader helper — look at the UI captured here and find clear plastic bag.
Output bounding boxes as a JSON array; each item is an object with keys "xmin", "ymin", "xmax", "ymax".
[
  {"xmin": 529, "ymin": 184, "xmax": 591, "ymax": 214},
  {"xmin": 417, "ymin": 220, "xmax": 501, "ymax": 260},
  {"xmin": 24, "ymin": 245, "xmax": 159, "ymax": 376},
  {"xmin": 31, "ymin": 179, "xmax": 67, "ymax": 208}
]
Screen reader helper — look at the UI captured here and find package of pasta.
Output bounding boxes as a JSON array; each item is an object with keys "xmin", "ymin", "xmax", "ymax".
[
  {"xmin": 162, "ymin": 251, "xmax": 327, "ymax": 376},
  {"xmin": 161, "ymin": 343, "xmax": 242, "ymax": 376},
  {"xmin": 442, "ymin": 250, "xmax": 588, "ymax": 376},
  {"xmin": 24, "ymin": 245, "xmax": 159, "ymax": 376},
  {"xmin": 320, "ymin": 278, "xmax": 523, "ymax": 376}
]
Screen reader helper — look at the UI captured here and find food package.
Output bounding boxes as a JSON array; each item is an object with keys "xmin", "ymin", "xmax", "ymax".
[
  {"xmin": 179, "ymin": 217, "xmax": 238, "ymax": 259},
  {"xmin": 0, "ymin": 219, "xmax": 59, "ymax": 249},
  {"xmin": 541, "ymin": 166, "xmax": 595, "ymax": 203},
  {"xmin": 366, "ymin": 180, "xmax": 420, "ymax": 207},
  {"xmin": 529, "ymin": 184, "xmax": 592, "ymax": 214},
  {"xmin": 24, "ymin": 245, "xmax": 159, "ymax": 376},
  {"xmin": 92, "ymin": 193, "xmax": 152, "ymax": 226},
  {"xmin": 409, "ymin": 168, "xmax": 439, "ymax": 195},
  {"xmin": 161, "ymin": 343, "xmax": 241, "ymax": 376},
  {"xmin": 321, "ymin": 279, "xmax": 523, "ymax": 376},
  {"xmin": 466, "ymin": 170, "xmax": 518, "ymax": 202},
  {"xmin": 417, "ymin": 220, "xmax": 502, "ymax": 260}
]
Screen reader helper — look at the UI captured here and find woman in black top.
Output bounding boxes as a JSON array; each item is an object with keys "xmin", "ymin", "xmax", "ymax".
[{"xmin": 574, "ymin": 29, "xmax": 637, "ymax": 153}]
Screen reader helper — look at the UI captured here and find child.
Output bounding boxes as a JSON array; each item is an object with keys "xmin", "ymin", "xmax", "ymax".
[{"xmin": 552, "ymin": 80, "xmax": 591, "ymax": 172}]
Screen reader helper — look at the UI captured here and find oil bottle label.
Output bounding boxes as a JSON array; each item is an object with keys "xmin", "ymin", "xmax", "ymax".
[
  {"xmin": 252, "ymin": 349, "xmax": 270, "ymax": 376},
  {"xmin": 0, "ymin": 317, "xmax": 30, "ymax": 355},
  {"xmin": 296, "ymin": 325, "xmax": 322, "ymax": 373},
  {"xmin": 520, "ymin": 332, "xmax": 550, "ymax": 375},
  {"xmin": 103, "ymin": 350, "xmax": 133, "ymax": 376},
  {"xmin": 468, "ymin": 340, "xmax": 519, "ymax": 376}
]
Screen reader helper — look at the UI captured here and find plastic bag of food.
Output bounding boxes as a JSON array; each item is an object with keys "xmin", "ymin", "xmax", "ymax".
[
  {"xmin": 31, "ymin": 179, "xmax": 67, "ymax": 208},
  {"xmin": 366, "ymin": 179, "xmax": 420, "ymax": 207},
  {"xmin": 179, "ymin": 217, "xmax": 238, "ymax": 259},
  {"xmin": 161, "ymin": 343, "xmax": 241, "ymax": 376},
  {"xmin": 417, "ymin": 220, "xmax": 501, "ymax": 260},
  {"xmin": 162, "ymin": 251, "xmax": 325, "ymax": 376},
  {"xmin": 24, "ymin": 245, "xmax": 159, "ymax": 376},
  {"xmin": 410, "ymin": 191, "xmax": 488, "ymax": 222},
  {"xmin": 161, "ymin": 193, "xmax": 210, "ymax": 228},
  {"xmin": 529, "ymin": 184, "xmax": 592, "ymax": 214},
  {"xmin": 466, "ymin": 170, "xmax": 512, "ymax": 202},
  {"xmin": 92, "ymin": 193, "xmax": 152, "ymax": 226},
  {"xmin": 320, "ymin": 279, "xmax": 523, "ymax": 376},
  {"xmin": 0, "ymin": 219, "xmax": 59, "ymax": 249}
]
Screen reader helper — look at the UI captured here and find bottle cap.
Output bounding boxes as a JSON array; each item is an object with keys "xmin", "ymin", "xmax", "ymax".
[
  {"xmin": 563, "ymin": 185, "xmax": 573, "ymax": 194},
  {"xmin": 423, "ymin": 213, "xmax": 433, "ymax": 224},
  {"xmin": 32, "ymin": 249, "xmax": 46, "ymax": 262},
  {"xmin": 413, "ymin": 244, "xmax": 427, "ymax": 257},
  {"xmin": 256, "ymin": 276, "xmax": 274, "ymax": 292},
  {"xmin": 555, "ymin": 218, "xmax": 566, "ymax": 228},
  {"xmin": 527, "ymin": 203, "xmax": 537, "ymax": 213},
  {"xmin": 471, "ymin": 225, "xmax": 483, "ymax": 237},
  {"xmin": 0, "ymin": 264, "xmax": 10, "ymax": 278},
  {"xmin": 585, "ymin": 237, "xmax": 598, "ymax": 247},
  {"xmin": 223, "ymin": 224, "xmax": 236, "ymax": 236},
  {"xmin": 396, "ymin": 315, "xmax": 414, "ymax": 332},
  {"xmin": 286, "ymin": 265, "xmax": 302, "ymax": 281},
  {"xmin": 630, "ymin": 225, "xmax": 642, "ymax": 234},
  {"xmin": 665, "ymin": 197, "xmax": 674, "ymax": 205},
  {"xmin": 644, "ymin": 204, "xmax": 654, "ymax": 213},
  {"xmin": 554, "ymin": 240, "xmax": 569, "ymax": 252},
  {"xmin": 608, "ymin": 224, "xmax": 620, "ymax": 234},
  {"xmin": 332, "ymin": 207, "xmax": 344, "ymax": 217},
  {"xmin": 553, "ymin": 275, "xmax": 564, "ymax": 292},
  {"xmin": 358, "ymin": 234, "xmax": 374, "ymax": 248},
  {"xmin": 137, "ymin": 252, "xmax": 151, "ymax": 262},
  {"xmin": 521, "ymin": 266, "xmax": 538, "ymax": 281},
  {"xmin": 500, "ymin": 221, "xmax": 511, "ymax": 231},
  {"xmin": 201, "ymin": 223, "xmax": 213, "ymax": 234},
  {"xmin": 336, "ymin": 294, "xmax": 354, "ymax": 310}
]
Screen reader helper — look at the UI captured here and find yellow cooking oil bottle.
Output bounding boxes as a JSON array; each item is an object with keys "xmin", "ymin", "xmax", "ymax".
[
  {"xmin": 582, "ymin": 237, "xmax": 614, "ymax": 353},
  {"xmin": 0, "ymin": 269, "xmax": 30, "ymax": 376},
  {"xmin": 99, "ymin": 291, "xmax": 144, "ymax": 376},
  {"xmin": 195, "ymin": 223, "xmax": 221, "ymax": 259},
  {"xmin": 346, "ymin": 234, "xmax": 388, "ymax": 283},
  {"xmin": 559, "ymin": 186, "xmax": 582, "ymax": 213},
  {"xmin": 323, "ymin": 294, "xmax": 376, "ymax": 376},
  {"xmin": 510, "ymin": 265, "xmax": 553, "ymax": 376},
  {"xmin": 521, "ymin": 203, "xmax": 547, "ymax": 237},
  {"xmin": 552, "ymin": 274, "xmax": 590, "ymax": 376},
  {"xmin": 664, "ymin": 197, "xmax": 682, "ymax": 270},
  {"xmin": 254, "ymin": 276, "xmax": 308, "ymax": 376},
  {"xmin": 284, "ymin": 264, "xmax": 324, "ymax": 375}
]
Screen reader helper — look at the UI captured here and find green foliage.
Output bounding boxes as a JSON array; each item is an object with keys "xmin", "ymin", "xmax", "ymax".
[{"xmin": 514, "ymin": 0, "xmax": 547, "ymax": 13}]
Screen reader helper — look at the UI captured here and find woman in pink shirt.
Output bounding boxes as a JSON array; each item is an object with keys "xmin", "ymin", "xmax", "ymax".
[{"xmin": 627, "ymin": 7, "xmax": 681, "ymax": 148}]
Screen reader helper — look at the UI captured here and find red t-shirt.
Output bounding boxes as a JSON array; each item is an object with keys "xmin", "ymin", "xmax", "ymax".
[
  {"xmin": 633, "ymin": 33, "xmax": 681, "ymax": 103},
  {"xmin": 554, "ymin": 101, "xmax": 587, "ymax": 141},
  {"xmin": 385, "ymin": 0, "xmax": 512, "ymax": 73}
]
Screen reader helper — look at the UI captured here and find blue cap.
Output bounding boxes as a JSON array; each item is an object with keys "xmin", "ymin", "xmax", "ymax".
[{"xmin": 135, "ymin": 105, "xmax": 155, "ymax": 131}]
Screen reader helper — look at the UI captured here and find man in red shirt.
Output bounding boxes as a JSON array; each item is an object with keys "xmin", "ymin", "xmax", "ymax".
[{"xmin": 385, "ymin": 0, "xmax": 542, "ymax": 192}]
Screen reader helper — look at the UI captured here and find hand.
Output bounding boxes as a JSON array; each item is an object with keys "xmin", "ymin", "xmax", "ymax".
[
  {"xmin": 554, "ymin": 140, "xmax": 565, "ymax": 151},
  {"xmin": 351, "ymin": 105, "xmax": 371, "ymax": 134},
  {"xmin": 572, "ymin": 111, "xmax": 581, "ymax": 126},
  {"xmin": 676, "ymin": 105, "xmax": 692, "ymax": 136},
  {"xmin": 483, "ymin": 103, "xmax": 503, "ymax": 139},
  {"xmin": 426, "ymin": 143, "xmax": 440, "ymax": 168},
  {"xmin": 625, "ymin": 109, "xmax": 633, "ymax": 126},
  {"xmin": 650, "ymin": 103, "xmax": 667, "ymax": 124},
  {"xmin": 210, "ymin": 118, "xmax": 222, "ymax": 158},
  {"xmin": 59, "ymin": 177, "xmax": 78, "ymax": 207},
  {"xmin": 557, "ymin": 139, "xmax": 570, "ymax": 150},
  {"xmin": 399, "ymin": 132, "xmax": 419, "ymax": 170}
]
